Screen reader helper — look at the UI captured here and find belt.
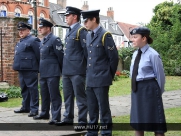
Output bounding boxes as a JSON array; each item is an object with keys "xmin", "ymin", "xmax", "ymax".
[{"xmin": 137, "ymin": 78, "xmax": 155, "ymax": 82}]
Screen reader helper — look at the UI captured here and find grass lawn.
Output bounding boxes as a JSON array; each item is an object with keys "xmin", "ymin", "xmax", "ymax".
[
  {"xmin": 109, "ymin": 76, "xmax": 181, "ymax": 97},
  {"xmin": 0, "ymin": 76, "xmax": 180, "ymax": 107},
  {"xmin": 112, "ymin": 107, "xmax": 181, "ymax": 136},
  {"xmin": 0, "ymin": 98, "xmax": 22, "ymax": 108}
]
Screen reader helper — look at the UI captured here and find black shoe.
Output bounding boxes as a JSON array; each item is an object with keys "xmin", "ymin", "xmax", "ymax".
[
  {"xmin": 28, "ymin": 112, "xmax": 38, "ymax": 117},
  {"xmin": 55, "ymin": 120, "xmax": 73, "ymax": 126},
  {"xmin": 14, "ymin": 108, "xmax": 30, "ymax": 113},
  {"xmin": 74, "ymin": 123, "xmax": 87, "ymax": 131},
  {"xmin": 33, "ymin": 115, "xmax": 49, "ymax": 120},
  {"xmin": 48, "ymin": 120, "xmax": 60, "ymax": 125}
]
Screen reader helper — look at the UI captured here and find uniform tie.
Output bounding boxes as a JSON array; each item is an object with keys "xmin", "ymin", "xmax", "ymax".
[
  {"xmin": 91, "ymin": 31, "xmax": 94, "ymax": 39},
  {"xmin": 43, "ymin": 37, "xmax": 46, "ymax": 42},
  {"xmin": 69, "ymin": 27, "xmax": 71, "ymax": 32},
  {"xmin": 131, "ymin": 49, "xmax": 142, "ymax": 92}
]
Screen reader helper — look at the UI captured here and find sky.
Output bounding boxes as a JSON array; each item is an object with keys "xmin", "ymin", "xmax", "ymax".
[{"xmin": 50, "ymin": 0, "xmax": 176, "ymax": 25}]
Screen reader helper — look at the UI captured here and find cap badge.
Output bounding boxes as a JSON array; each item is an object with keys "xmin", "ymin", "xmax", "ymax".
[{"xmin": 132, "ymin": 29, "xmax": 136, "ymax": 34}]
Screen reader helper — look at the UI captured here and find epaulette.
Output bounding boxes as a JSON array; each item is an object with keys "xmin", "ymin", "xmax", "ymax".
[
  {"xmin": 75, "ymin": 26, "xmax": 87, "ymax": 40},
  {"xmin": 102, "ymin": 31, "xmax": 112, "ymax": 46}
]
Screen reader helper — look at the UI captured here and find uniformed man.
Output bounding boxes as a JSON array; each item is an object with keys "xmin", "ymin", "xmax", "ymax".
[
  {"xmin": 55, "ymin": 6, "xmax": 88, "ymax": 129},
  {"xmin": 13, "ymin": 22, "xmax": 40, "ymax": 117},
  {"xmin": 33, "ymin": 18, "xmax": 64, "ymax": 125},
  {"xmin": 81, "ymin": 10, "xmax": 119, "ymax": 136}
]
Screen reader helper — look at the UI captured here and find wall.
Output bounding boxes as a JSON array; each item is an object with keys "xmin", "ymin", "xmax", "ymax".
[
  {"xmin": 0, "ymin": 0, "xmax": 50, "ymax": 86},
  {"xmin": 0, "ymin": 17, "xmax": 29, "ymax": 86}
]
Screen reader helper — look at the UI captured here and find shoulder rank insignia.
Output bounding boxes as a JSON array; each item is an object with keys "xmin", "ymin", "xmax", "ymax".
[
  {"xmin": 56, "ymin": 45, "xmax": 62, "ymax": 50},
  {"xmin": 108, "ymin": 46, "xmax": 114, "ymax": 50}
]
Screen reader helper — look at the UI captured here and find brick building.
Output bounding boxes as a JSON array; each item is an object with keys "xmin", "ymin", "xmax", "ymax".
[{"xmin": 0, "ymin": 0, "xmax": 49, "ymax": 86}]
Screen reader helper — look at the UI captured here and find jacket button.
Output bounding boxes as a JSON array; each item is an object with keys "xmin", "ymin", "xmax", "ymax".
[
  {"xmin": 90, "ymin": 51, "xmax": 91, "ymax": 53},
  {"xmin": 89, "ymin": 64, "xmax": 91, "ymax": 66},
  {"xmin": 90, "ymin": 44, "xmax": 92, "ymax": 46},
  {"xmin": 89, "ymin": 57, "xmax": 91, "ymax": 59}
]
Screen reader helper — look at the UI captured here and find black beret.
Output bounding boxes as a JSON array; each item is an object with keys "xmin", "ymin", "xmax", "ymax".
[
  {"xmin": 130, "ymin": 27, "xmax": 150, "ymax": 35},
  {"xmin": 38, "ymin": 18, "xmax": 53, "ymax": 28},
  {"xmin": 17, "ymin": 22, "xmax": 32, "ymax": 30},
  {"xmin": 81, "ymin": 10, "xmax": 100, "ymax": 21},
  {"xmin": 130, "ymin": 27, "xmax": 153, "ymax": 44},
  {"xmin": 64, "ymin": 6, "xmax": 82, "ymax": 16}
]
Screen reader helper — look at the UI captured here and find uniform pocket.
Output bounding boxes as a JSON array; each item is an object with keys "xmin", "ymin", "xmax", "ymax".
[{"xmin": 20, "ymin": 58, "xmax": 32, "ymax": 69}]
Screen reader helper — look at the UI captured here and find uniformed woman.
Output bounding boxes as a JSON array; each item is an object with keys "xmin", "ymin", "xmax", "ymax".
[{"xmin": 130, "ymin": 27, "xmax": 167, "ymax": 136}]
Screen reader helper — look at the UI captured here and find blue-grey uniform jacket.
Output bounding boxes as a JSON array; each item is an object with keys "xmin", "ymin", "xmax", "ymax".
[
  {"xmin": 13, "ymin": 35, "xmax": 40, "ymax": 71},
  {"xmin": 62, "ymin": 23, "xmax": 88, "ymax": 75},
  {"xmin": 39, "ymin": 33, "xmax": 64, "ymax": 78},
  {"xmin": 86, "ymin": 27, "xmax": 119, "ymax": 87}
]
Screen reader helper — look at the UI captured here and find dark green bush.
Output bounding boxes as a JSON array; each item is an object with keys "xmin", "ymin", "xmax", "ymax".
[
  {"xmin": 118, "ymin": 47, "xmax": 135, "ymax": 71},
  {"xmin": 5, "ymin": 86, "xmax": 21, "ymax": 98}
]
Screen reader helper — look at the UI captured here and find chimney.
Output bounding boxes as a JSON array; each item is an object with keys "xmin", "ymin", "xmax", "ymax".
[
  {"xmin": 57, "ymin": 0, "xmax": 67, "ymax": 9},
  {"xmin": 81, "ymin": 1, "xmax": 89, "ymax": 11},
  {"xmin": 107, "ymin": 7, "xmax": 114, "ymax": 20}
]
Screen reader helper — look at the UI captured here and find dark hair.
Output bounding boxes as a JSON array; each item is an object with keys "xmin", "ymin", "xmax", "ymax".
[
  {"xmin": 141, "ymin": 34, "xmax": 153, "ymax": 44},
  {"xmin": 72, "ymin": 14, "xmax": 80, "ymax": 22},
  {"xmin": 89, "ymin": 16, "xmax": 100, "ymax": 24}
]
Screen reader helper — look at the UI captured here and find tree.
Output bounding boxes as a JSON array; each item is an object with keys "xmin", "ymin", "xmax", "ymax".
[{"xmin": 147, "ymin": 1, "xmax": 181, "ymax": 75}]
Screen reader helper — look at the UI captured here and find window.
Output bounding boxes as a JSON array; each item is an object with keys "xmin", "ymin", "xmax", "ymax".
[
  {"xmin": 28, "ymin": 15, "xmax": 33, "ymax": 24},
  {"xmin": 28, "ymin": 11, "xmax": 33, "ymax": 25},
  {"xmin": 118, "ymin": 37, "xmax": 121, "ymax": 46},
  {"xmin": 0, "ymin": 10, "xmax": 6, "ymax": 17},
  {"xmin": 0, "ymin": 5, "xmax": 7, "ymax": 17},
  {"xmin": 110, "ymin": 22, "xmax": 118, "ymax": 31},
  {"xmin": 59, "ymin": 14, "xmax": 66, "ymax": 23},
  {"xmin": 15, "ymin": 8, "xmax": 21, "ymax": 17},
  {"xmin": 39, "ymin": 0, "xmax": 44, "ymax": 6},
  {"xmin": 40, "ymin": 13, "xmax": 45, "ymax": 18},
  {"xmin": 114, "ymin": 36, "xmax": 117, "ymax": 45},
  {"xmin": 101, "ymin": 20, "xmax": 108, "ymax": 29}
]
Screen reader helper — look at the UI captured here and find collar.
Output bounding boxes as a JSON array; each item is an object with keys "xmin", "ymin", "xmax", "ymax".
[
  {"xmin": 70, "ymin": 22, "xmax": 79, "ymax": 29},
  {"xmin": 92, "ymin": 25, "xmax": 100, "ymax": 34},
  {"xmin": 44, "ymin": 32, "xmax": 52, "ymax": 39},
  {"xmin": 20, "ymin": 34, "xmax": 31, "ymax": 42},
  {"xmin": 140, "ymin": 44, "xmax": 149, "ymax": 53}
]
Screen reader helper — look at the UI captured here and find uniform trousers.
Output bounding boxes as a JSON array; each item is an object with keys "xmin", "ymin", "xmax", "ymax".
[
  {"xmin": 18, "ymin": 71, "xmax": 39, "ymax": 113},
  {"xmin": 62, "ymin": 75, "xmax": 87, "ymax": 123},
  {"xmin": 39, "ymin": 76, "xmax": 62, "ymax": 121},
  {"xmin": 86, "ymin": 86, "xmax": 112, "ymax": 136}
]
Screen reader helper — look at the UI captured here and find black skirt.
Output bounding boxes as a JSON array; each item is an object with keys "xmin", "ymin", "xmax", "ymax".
[{"xmin": 130, "ymin": 79, "xmax": 167, "ymax": 133}]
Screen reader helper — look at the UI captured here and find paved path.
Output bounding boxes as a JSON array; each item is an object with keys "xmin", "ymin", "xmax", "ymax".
[{"xmin": 0, "ymin": 90, "xmax": 180, "ymax": 136}]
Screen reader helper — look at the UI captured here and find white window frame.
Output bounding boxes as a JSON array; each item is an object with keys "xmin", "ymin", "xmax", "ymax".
[
  {"xmin": 40, "ymin": 12, "xmax": 45, "ymax": 18},
  {"xmin": 101, "ymin": 20, "xmax": 109, "ymax": 29},
  {"xmin": 15, "ymin": 8, "xmax": 21, "ymax": 17}
]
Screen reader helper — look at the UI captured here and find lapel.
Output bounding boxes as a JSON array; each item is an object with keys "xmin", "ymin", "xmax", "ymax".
[
  {"xmin": 41, "ymin": 33, "xmax": 53, "ymax": 45},
  {"xmin": 90, "ymin": 27, "xmax": 103, "ymax": 45},
  {"xmin": 65, "ymin": 23, "xmax": 80, "ymax": 38}
]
